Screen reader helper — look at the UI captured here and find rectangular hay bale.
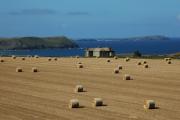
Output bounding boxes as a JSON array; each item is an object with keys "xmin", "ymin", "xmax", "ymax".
[
  {"xmin": 32, "ymin": 67, "xmax": 38, "ymax": 72},
  {"xmin": 16, "ymin": 67, "xmax": 22, "ymax": 72},
  {"xmin": 75, "ymin": 85, "xmax": 84, "ymax": 92},
  {"xmin": 69, "ymin": 99, "xmax": 79, "ymax": 108},
  {"xmin": 144, "ymin": 100, "xmax": 156, "ymax": 109},
  {"xmin": 124, "ymin": 74, "xmax": 131, "ymax": 80},
  {"xmin": 93, "ymin": 98, "xmax": 103, "ymax": 107}
]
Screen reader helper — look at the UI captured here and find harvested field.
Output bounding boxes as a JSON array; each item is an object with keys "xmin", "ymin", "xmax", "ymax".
[{"xmin": 0, "ymin": 57, "xmax": 180, "ymax": 120}]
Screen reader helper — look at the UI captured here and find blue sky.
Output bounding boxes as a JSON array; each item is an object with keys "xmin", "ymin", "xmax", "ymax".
[{"xmin": 0, "ymin": 0, "xmax": 180, "ymax": 38}]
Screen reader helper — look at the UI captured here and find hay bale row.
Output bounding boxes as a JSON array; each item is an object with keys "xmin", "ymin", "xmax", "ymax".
[
  {"xmin": 16, "ymin": 67, "xmax": 38, "ymax": 72},
  {"xmin": 72, "ymin": 84, "xmax": 104, "ymax": 109},
  {"xmin": 69, "ymin": 98, "xmax": 104, "ymax": 109},
  {"xmin": 137, "ymin": 61, "xmax": 149, "ymax": 68},
  {"xmin": 48, "ymin": 57, "xmax": 58, "ymax": 61},
  {"xmin": 11, "ymin": 56, "xmax": 33, "ymax": 60},
  {"xmin": 137, "ymin": 60, "xmax": 147, "ymax": 65},
  {"xmin": 69, "ymin": 98, "xmax": 157, "ymax": 109},
  {"xmin": 164, "ymin": 58, "xmax": 171, "ymax": 61},
  {"xmin": 69, "ymin": 81, "xmax": 156, "ymax": 109},
  {"xmin": 164, "ymin": 58, "xmax": 172, "ymax": 64},
  {"xmin": 114, "ymin": 65, "xmax": 123, "ymax": 74}
]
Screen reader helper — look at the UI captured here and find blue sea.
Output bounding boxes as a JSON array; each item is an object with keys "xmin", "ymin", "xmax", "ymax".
[{"xmin": 0, "ymin": 39, "xmax": 180, "ymax": 56}]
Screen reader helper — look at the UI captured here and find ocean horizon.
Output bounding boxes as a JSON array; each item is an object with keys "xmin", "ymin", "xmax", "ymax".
[{"xmin": 0, "ymin": 38, "xmax": 180, "ymax": 57}]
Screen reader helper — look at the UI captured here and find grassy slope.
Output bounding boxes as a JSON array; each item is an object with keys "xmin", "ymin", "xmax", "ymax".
[{"xmin": 0, "ymin": 36, "xmax": 78, "ymax": 50}]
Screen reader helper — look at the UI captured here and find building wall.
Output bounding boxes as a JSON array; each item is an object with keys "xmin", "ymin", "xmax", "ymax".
[
  {"xmin": 85, "ymin": 51, "xmax": 88, "ymax": 57},
  {"xmin": 109, "ymin": 52, "xmax": 115, "ymax": 57},
  {"xmin": 85, "ymin": 50, "xmax": 115, "ymax": 57},
  {"xmin": 85, "ymin": 51, "xmax": 96, "ymax": 57},
  {"xmin": 100, "ymin": 51, "xmax": 110, "ymax": 57},
  {"xmin": 89, "ymin": 51, "xmax": 93, "ymax": 57},
  {"xmin": 93, "ymin": 51, "xmax": 100, "ymax": 57}
]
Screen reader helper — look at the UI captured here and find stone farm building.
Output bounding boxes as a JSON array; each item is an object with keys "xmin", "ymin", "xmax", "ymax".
[{"xmin": 85, "ymin": 47, "xmax": 115, "ymax": 57}]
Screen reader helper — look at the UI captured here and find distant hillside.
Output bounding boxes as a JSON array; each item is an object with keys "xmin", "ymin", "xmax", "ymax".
[
  {"xmin": 120, "ymin": 35, "xmax": 170, "ymax": 41},
  {"xmin": 76, "ymin": 39, "xmax": 97, "ymax": 42},
  {"xmin": 0, "ymin": 36, "xmax": 78, "ymax": 50},
  {"xmin": 77, "ymin": 35, "xmax": 170, "ymax": 42}
]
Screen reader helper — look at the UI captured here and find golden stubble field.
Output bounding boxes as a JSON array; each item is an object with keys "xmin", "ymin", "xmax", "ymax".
[{"xmin": 0, "ymin": 57, "xmax": 180, "ymax": 120}]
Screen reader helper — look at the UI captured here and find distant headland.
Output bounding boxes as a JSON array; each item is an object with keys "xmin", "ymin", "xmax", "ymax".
[
  {"xmin": 0, "ymin": 36, "xmax": 78, "ymax": 50},
  {"xmin": 77, "ymin": 35, "xmax": 171, "ymax": 42}
]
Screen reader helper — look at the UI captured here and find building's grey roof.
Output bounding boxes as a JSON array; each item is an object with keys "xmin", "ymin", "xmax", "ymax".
[{"xmin": 86, "ymin": 47, "xmax": 113, "ymax": 52}]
